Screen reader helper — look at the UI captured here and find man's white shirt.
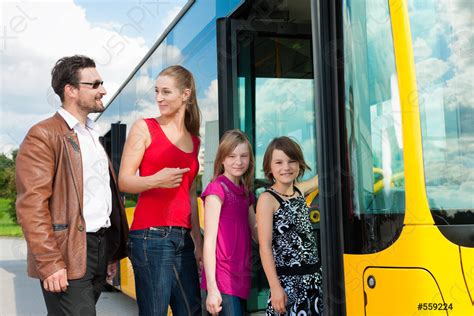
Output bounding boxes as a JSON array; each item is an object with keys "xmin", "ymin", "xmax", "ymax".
[{"xmin": 58, "ymin": 108, "xmax": 112, "ymax": 232}]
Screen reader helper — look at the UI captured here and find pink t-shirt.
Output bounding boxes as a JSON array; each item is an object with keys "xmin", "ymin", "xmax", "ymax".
[{"xmin": 201, "ymin": 175, "xmax": 255, "ymax": 299}]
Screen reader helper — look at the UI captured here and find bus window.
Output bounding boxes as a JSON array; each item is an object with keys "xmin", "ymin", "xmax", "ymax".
[
  {"xmin": 234, "ymin": 28, "xmax": 316, "ymax": 189},
  {"xmin": 237, "ymin": 35, "xmax": 316, "ymax": 185},
  {"xmin": 408, "ymin": 2, "xmax": 474, "ymax": 233},
  {"xmin": 343, "ymin": 0, "xmax": 405, "ymax": 254}
]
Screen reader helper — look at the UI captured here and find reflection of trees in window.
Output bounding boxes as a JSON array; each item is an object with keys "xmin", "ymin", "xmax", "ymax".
[{"xmin": 432, "ymin": 209, "xmax": 474, "ymax": 225}]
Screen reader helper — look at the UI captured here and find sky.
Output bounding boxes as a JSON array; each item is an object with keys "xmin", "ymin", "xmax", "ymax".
[{"xmin": 0, "ymin": 0, "xmax": 186, "ymax": 154}]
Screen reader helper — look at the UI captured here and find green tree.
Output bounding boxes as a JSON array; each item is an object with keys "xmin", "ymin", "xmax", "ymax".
[{"xmin": 0, "ymin": 150, "xmax": 18, "ymax": 222}]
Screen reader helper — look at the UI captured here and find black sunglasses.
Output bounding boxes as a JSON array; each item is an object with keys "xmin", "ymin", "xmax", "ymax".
[{"xmin": 79, "ymin": 81, "xmax": 104, "ymax": 89}]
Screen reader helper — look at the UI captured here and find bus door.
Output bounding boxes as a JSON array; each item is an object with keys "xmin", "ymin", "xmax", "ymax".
[
  {"xmin": 217, "ymin": 1, "xmax": 320, "ymax": 312},
  {"xmin": 98, "ymin": 122, "xmax": 126, "ymax": 287},
  {"xmin": 99, "ymin": 122, "xmax": 126, "ymax": 176}
]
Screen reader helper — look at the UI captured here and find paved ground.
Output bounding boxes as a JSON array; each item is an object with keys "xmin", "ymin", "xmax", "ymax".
[{"xmin": 0, "ymin": 237, "xmax": 138, "ymax": 316}]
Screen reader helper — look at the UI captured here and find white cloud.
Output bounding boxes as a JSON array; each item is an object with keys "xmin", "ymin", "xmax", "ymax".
[
  {"xmin": 159, "ymin": 5, "xmax": 185, "ymax": 31},
  {"xmin": 91, "ymin": 21, "xmax": 124, "ymax": 32},
  {"xmin": 135, "ymin": 71, "xmax": 156, "ymax": 96},
  {"xmin": 255, "ymin": 78, "xmax": 314, "ymax": 129},
  {"xmin": 252, "ymin": 78, "xmax": 316, "ymax": 177},
  {"xmin": 444, "ymin": 69, "xmax": 474, "ymax": 110},
  {"xmin": 0, "ymin": 111, "xmax": 52, "ymax": 151},
  {"xmin": 408, "ymin": 0, "xmax": 474, "ymax": 211},
  {"xmin": 411, "ymin": 1, "xmax": 473, "ymax": 113},
  {"xmin": 147, "ymin": 44, "xmax": 184, "ymax": 72},
  {"xmin": 1, "ymin": 0, "xmax": 152, "ymax": 153},
  {"xmin": 413, "ymin": 38, "xmax": 432, "ymax": 59},
  {"xmin": 439, "ymin": 0, "xmax": 473, "ymax": 31},
  {"xmin": 424, "ymin": 136, "xmax": 474, "ymax": 210},
  {"xmin": 415, "ymin": 58, "xmax": 450, "ymax": 87},
  {"xmin": 199, "ymin": 79, "xmax": 219, "ymax": 124}
]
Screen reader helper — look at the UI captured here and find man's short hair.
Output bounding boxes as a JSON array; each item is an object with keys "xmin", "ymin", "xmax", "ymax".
[{"xmin": 51, "ymin": 55, "xmax": 96, "ymax": 102}]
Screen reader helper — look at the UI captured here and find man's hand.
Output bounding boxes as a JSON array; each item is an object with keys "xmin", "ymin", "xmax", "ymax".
[
  {"xmin": 107, "ymin": 261, "xmax": 118, "ymax": 281},
  {"xmin": 43, "ymin": 268, "xmax": 68, "ymax": 292}
]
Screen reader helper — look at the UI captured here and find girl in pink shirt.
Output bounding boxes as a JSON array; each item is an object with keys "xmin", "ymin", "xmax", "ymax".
[{"xmin": 202, "ymin": 129, "xmax": 257, "ymax": 315}]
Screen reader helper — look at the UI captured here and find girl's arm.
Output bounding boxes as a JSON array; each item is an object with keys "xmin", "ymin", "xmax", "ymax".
[
  {"xmin": 202, "ymin": 194, "xmax": 223, "ymax": 315},
  {"xmin": 296, "ymin": 174, "xmax": 319, "ymax": 196},
  {"xmin": 248, "ymin": 205, "xmax": 258, "ymax": 243},
  {"xmin": 118, "ymin": 119, "xmax": 190, "ymax": 194},
  {"xmin": 256, "ymin": 193, "xmax": 288, "ymax": 314},
  {"xmin": 190, "ymin": 180, "xmax": 203, "ymax": 268}
]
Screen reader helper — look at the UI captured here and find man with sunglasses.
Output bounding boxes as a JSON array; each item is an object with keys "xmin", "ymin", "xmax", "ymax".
[{"xmin": 16, "ymin": 55, "xmax": 129, "ymax": 315}]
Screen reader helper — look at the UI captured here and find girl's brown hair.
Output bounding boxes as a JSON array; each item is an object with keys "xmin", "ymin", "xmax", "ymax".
[
  {"xmin": 213, "ymin": 129, "xmax": 255, "ymax": 191},
  {"xmin": 159, "ymin": 65, "xmax": 201, "ymax": 136},
  {"xmin": 262, "ymin": 136, "xmax": 310, "ymax": 182}
]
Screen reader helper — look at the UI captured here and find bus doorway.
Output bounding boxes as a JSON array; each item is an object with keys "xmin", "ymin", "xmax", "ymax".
[{"xmin": 216, "ymin": 0, "xmax": 320, "ymax": 312}]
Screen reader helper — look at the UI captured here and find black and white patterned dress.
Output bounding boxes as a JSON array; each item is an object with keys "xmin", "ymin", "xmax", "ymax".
[{"xmin": 266, "ymin": 187, "xmax": 323, "ymax": 316}]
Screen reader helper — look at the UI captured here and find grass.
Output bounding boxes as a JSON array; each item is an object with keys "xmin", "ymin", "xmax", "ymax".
[{"xmin": 0, "ymin": 198, "xmax": 22, "ymax": 237}]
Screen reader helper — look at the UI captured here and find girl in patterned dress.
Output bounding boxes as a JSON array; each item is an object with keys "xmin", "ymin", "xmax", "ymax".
[
  {"xmin": 202, "ymin": 129, "xmax": 258, "ymax": 315},
  {"xmin": 256, "ymin": 136, "xmax": 323, "ymax": 316}
]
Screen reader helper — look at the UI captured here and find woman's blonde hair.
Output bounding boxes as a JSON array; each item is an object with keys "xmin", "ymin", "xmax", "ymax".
[
  {"xmin": 213, "ymin": 129, "xmax": 255, "ymax": 191},
  {"xmin": 159, "ymin": 65, "xmax": 201, "ymax": 136}
]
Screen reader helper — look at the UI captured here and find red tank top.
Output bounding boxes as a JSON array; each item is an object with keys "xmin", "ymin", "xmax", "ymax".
[{"xmin": 130, "ymin": 118, "xmax": 200, "ymax": 230}]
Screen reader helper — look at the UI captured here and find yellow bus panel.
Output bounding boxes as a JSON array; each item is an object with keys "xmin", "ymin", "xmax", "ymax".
[
  {"xmin": 120, "ymin": 207, "xmax": 136, "ymax": 299},
  {"xmin": 364, "ymin": 267, "xmax": 443, "ymax": 315},
  {"xmin": 460, "ymin": 247, "xmax": 474, "ymax": 304},
  {"xmin": 345, "ymin": 225, "xmax": 472, "ymax": 315}
]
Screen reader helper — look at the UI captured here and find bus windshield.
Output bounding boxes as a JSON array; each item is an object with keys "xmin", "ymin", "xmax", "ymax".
[{"xmin": 409, "ymin": 1, "xmax": 474, "ymax": 224}]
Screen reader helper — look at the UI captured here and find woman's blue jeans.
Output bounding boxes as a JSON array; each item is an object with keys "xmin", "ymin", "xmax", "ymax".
[{"xmin": 128, "ymin": 227, "xmax": 201, "ymax": 316}]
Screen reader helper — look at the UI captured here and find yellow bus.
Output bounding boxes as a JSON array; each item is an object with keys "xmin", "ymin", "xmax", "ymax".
[{"xmin": 98, "ymin": 0, "xmax": 474, "ymax": 314}]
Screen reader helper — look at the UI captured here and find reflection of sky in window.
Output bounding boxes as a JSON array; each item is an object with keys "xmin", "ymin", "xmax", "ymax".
[
  {"xmin": 97, "ymin": 0, "xmax": 243, "ymax": 138},
  {"xmin": 367, "ymin": 2, "xmax": 395, "ymax": 105},
  {"xmin": 96, "ymin": 0, "xmax": 244, "ymax": 189},
  {"xmin": 409, "ymin": 0, "xmax": 474, "ymax": 210},
  {"xmin": 254, "ymin": 78, "xmax": 317, "ymax": 181},
  {"xmin": 345, "ymin": 0, "xmax": 405, "ymax": 214},
  {"xmin": 170, "ymin": 3, "xmax": 215, "ymax": 51}
]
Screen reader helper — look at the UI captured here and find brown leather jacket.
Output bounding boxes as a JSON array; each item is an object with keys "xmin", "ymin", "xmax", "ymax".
[{"xmin": 16, "ymin": 113, "xmax": 129, "ymax": 280}]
